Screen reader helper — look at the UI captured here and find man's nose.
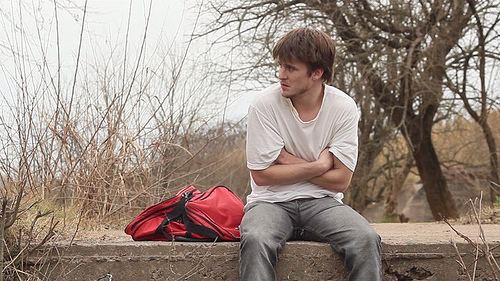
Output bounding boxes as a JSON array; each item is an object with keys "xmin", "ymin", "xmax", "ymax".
[{"xmin": 278, "ymin": 67, "xmax": 287, "ymax": 80}]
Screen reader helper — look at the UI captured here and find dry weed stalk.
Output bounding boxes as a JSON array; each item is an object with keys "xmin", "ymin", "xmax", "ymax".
[
  {"xmin": 444, "ymin": 193, "xmax": 500, "ymax": 281},
  {"xmin": 1, "ymin": 195, "xmax": 58, "ymax": 281}
]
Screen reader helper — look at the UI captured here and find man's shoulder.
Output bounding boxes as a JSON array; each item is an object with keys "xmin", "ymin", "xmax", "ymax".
[
  {"xmin": 324, "ymin": 85, "xmax": 358, "ymax": 112},
  {"xmin": 249, "ymin": 83, "xmax": 282, "ymax": 110}
]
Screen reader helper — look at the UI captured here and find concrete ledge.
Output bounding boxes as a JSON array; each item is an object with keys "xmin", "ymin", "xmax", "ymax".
[{"xmin": 34, "ymin": 223, "xmax": 500, "ymax": 280}]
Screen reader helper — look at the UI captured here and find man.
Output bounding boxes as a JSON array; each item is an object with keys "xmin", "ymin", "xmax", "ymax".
[{"xmin": 240, "ymin": 28, "xmax": 382, "ymax": 281}]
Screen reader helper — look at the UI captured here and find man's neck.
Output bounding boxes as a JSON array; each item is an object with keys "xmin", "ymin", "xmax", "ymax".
[
  {"xmin": 290, "ymin": 83, "xmax": 324, "ymax": 113},
  {"xmin": 290, "ymin": 83, "xmax": 325, "ymax": 122}
]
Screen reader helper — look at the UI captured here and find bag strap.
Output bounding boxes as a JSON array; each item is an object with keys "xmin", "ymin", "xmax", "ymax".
[
  {"xmin": 156, "ymin": 191, "xmax": 220, "ymax": 241},
  {"xmin": 156, "ymin": 192, "xmax": 191, "ymax": 239},
  {"xmin": 183, "ymin": 215, "xmax": 219, "ymax": 240}
]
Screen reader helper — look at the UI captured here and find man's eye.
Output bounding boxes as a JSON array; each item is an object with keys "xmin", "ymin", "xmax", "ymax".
[{"xmin": 278, "ymin": 64, "xmax": 295, "ymax": 72}]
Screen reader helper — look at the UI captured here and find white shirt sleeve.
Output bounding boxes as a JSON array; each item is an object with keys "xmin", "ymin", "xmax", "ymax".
[
  {"xmin": 329, "ymin": 109, "xmax": 359, "ymax": 172},
  {"xmin": 246, "ymin": 105, "xmax": 284, "ymax": 170}
]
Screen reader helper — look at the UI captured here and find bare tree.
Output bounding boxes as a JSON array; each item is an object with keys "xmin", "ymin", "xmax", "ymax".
[{"xmin": 199, "ymin": 1, "xmax": 400, "ymax": 213}]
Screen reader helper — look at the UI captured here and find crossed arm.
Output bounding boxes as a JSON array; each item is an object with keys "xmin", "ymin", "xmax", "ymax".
[{"xmin": 250, "ymin": 148, "xmax": 354, "ymax": 192}]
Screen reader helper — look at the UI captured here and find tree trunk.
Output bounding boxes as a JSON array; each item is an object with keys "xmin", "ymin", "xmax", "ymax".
[
  {"xmin": 480, "ymin": 122, "xmax": 500, "ymax": 205},
  {"xmin": 348, "ymin": 133, "xmax": 379, "ymax": 211},
  {"xmin": 348, "ymin": 164, "xmax": 370, "ymax": 212},
  {"xmin": 384, "ymin": 154, "xmax": 412, "ymax": 221},
  {"xmin": 405, "ymin": 119, "xmax": 459, "ymax": 220},
  {"xmin": 347, "ymin": 114, "xmax": 389, "ymax": 212}
]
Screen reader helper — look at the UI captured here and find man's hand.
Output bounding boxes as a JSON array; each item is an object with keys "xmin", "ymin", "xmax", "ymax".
[
  {"xmin": 276, "ymin": 148, "xmax": 334, "ymax": 172},
  {"xmin": 251, "ymin": 148, "xmax": 330, "ymax": 186},
  {"xmin": 275, "ymin": 148, "xmax": 334, "ymax": 172},
  {"xmin": 310, "ymin": 151, "xmax": 353, "ymax": 192},
  {"xmin": 252, "ymin": 147, "xmax": 350, "ymax": 191},
  {"xmin": 276, "ymin": 148, "xmax": 305, "ymax": 165},
  {"xmin": 318, "ymin": 148, "xmax": 334, "ymax": 171},
  {"xmin": 272, "ymin": 147, "xmax": 352, "ymax": 192}
]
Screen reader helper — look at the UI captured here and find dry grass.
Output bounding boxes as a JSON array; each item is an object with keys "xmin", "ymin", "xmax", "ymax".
[{"xmin": 0, "ymin": 2, "xmax": 250, "ymax": 280}]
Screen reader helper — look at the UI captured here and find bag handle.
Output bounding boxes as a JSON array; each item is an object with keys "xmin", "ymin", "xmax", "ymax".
[{"xmin": 156, "ymin": 191, "xmax": 220, "ymax": 241}]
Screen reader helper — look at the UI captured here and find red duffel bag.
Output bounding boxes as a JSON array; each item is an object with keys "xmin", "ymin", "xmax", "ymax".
[{"xmin": 124, "ymin": 185, "xmax": 244, "ymax": 241}]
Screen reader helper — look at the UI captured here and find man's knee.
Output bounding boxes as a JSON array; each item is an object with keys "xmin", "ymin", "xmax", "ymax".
[
  {"xmin": 241, "ymin": 229, "xmax": 282, "ymax": 249},
  {"xmin": 352, "ymin": 228, "xmax": 381, "ymax": 251},
  {"xmin": 358, "ymin": 226, "xmax": 379, "ymax": 240}
]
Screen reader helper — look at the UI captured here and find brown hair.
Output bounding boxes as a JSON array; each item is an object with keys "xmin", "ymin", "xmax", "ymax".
[{"xmin": 272, "ymin": 28, "xmax": 336, "ymax": 83}]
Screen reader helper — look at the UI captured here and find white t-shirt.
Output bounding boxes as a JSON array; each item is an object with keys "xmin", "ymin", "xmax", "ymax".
[{"xmin": 245, "ymin": 83, "xmax": 359, "ymax": 206}]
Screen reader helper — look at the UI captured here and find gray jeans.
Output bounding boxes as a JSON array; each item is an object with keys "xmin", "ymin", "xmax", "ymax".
[{"xmin": 239, "ymin": 197, "xmax": 382, "ymax": 281}]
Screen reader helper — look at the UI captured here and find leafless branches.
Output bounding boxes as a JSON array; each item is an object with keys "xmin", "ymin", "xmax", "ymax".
[{"xmin": 445, "ymin": 0, "xmax": 500, "ymax": 205}]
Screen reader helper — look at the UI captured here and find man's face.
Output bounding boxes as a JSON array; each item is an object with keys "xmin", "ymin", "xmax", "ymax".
[{"xmin": 277, "ymin": 59, "xmax": 318, "ymax": 98}]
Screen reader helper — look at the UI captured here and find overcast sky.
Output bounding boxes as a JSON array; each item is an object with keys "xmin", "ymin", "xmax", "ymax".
[{"xmin": 0, "ymin": 0, "xmax": 253, "ymax": 120}]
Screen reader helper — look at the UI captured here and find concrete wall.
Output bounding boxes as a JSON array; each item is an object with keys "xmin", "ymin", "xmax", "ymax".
[{"xmin": 33, "ymin": 224, "xmax": 500, "ymax": 281}]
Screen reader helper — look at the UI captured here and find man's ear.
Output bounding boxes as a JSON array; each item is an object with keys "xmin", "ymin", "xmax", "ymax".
[{"xmin": 311, "ymin": 68, "xmax": 324, "ymax": 81}]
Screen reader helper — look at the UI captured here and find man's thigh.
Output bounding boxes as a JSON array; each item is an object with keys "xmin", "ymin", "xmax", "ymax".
[
  {"xmin": 299, "ymin": 197, "xmax": 376, "ymax": 242},
  {"xmin": 240, "ymin": 201, "xmax": 295, "ymax": 241}
]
